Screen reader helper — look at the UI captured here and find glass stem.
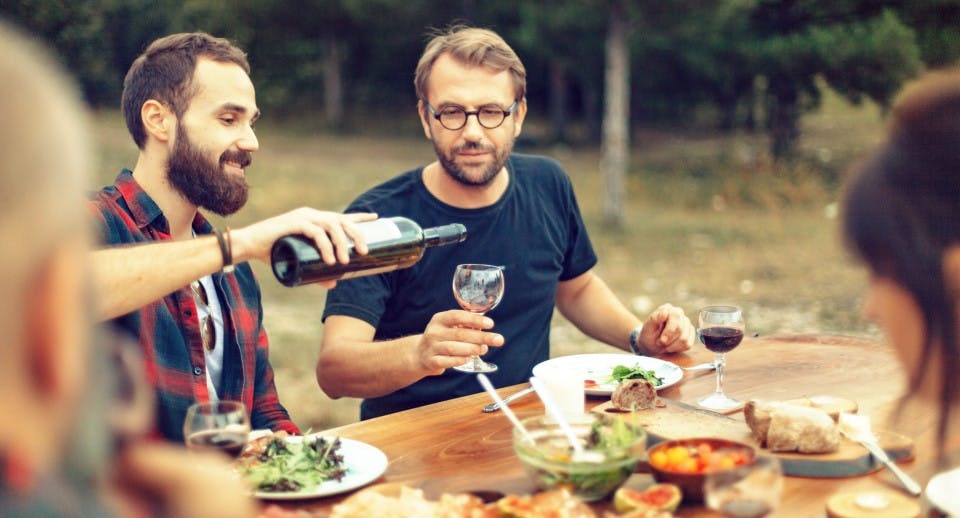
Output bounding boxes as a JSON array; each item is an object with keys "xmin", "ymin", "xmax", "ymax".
[{"xmin": 714, "ymin": 353, "xmax": 726, "ymax": 395}]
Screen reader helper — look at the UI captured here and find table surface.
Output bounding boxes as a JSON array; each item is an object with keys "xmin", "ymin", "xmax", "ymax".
[{"xmin": 268, "ymin": 334, "xmax": 945, "ymax": 517}]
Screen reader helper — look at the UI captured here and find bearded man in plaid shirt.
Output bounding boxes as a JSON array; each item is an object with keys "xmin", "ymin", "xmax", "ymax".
[{"xmin": 88, "ymin": 32, "xmax": 375, "ymax": 441}]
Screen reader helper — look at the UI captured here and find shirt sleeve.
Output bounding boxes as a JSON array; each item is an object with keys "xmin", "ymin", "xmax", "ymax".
[
  {"xmin": 250, "ymin": 325, "xmax": 301, "ymax": 435},
  {"xmin": 556, "ymin": 166, "xmax": 598, "ymax": 281}
]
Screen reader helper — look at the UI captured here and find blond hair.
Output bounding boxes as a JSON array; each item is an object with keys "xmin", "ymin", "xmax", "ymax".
[{"xmin": 414, "ymin": 26, "xmax": 526, "ymax": 103}]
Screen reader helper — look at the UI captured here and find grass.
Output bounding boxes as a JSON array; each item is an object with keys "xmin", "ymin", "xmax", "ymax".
[{"xmin": 88, "ymin": 90, "xmax": 886, "ymax": 431}]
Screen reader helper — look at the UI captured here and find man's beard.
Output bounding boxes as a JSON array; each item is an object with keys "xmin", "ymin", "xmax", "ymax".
[
  {"xmin": 167, "ymin": 125, "xmax": 250, "ymax": 216},
  {"xmin": 434, "ymin": 139, "xmax": 512, "ymax": 187}
]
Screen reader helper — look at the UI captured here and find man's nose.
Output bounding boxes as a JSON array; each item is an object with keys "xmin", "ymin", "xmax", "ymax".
[{"xmin": 238, "ymin": 126, "xmax": 258, "ymax": 152}]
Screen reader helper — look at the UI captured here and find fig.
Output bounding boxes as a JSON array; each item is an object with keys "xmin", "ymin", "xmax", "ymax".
[{"xmin": 613, "ymin": 483, "xmax": 682, "ymax": 514}]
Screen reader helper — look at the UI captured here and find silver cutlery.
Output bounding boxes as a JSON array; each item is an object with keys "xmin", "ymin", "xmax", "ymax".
[
  {"xmin": 839, "ymin": 414, "xmax": 922, "ymax": 496},
  {"xmin": 681, "ymin": 362, "xmax": 717, "ymax": 371},
  {"xmin": 482, "ymin": 386, "xmax": 535, "ymax": 413}
]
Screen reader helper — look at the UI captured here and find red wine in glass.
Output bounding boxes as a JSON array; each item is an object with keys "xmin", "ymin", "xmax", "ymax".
[
  {"xmin": 697, "ymin": 306, "xmax": 745, "ymax": 411},
  {"xmin": 700, "ymin": 327, "xmax": 744, "ymax": 353},
  {"xmin": 187, "ymin": 429, "xmax": 248, "ymax": 458}
]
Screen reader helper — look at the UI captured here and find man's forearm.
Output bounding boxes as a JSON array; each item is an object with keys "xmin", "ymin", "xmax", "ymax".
[
  {"xmin": 556, "ymin": 273, "xmax": 639, "ymax": 352},
  {"xmin": 316, "ymin": 334, "xmax": 429, "ymax": 399},
  {"xmin": 91, "ymin": 237, "xmax": 225, "ymax": 321}
]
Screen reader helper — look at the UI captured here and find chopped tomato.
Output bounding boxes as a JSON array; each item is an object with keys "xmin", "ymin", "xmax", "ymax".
[{"xmin": 584, "ymin": 379, "xmax": 598, "ymax": 388}]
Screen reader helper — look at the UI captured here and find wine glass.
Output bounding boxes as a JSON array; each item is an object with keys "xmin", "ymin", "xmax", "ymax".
[
  {"xmin": 705, "ymin": 454, "xmax": 783, "ymax": 517},
  {"xmin": 697, "ymin": 305, "xmax": 745, "ymax": 411},
  {"xmin": 452, "ymin": 263, "xmax": 504, "ymax": 373},
  {"xmin": 183, "ymin": 400, "xmax": 251, "ymax": 458}
]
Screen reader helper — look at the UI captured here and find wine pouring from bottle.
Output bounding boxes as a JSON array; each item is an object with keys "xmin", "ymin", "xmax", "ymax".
[{"xmin": 271, "ymin": 216, "xmax": 467, "ymax": 287}]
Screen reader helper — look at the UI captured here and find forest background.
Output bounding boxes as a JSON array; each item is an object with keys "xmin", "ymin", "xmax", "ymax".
[{"xmin": 3, "ymin": 0, "xmax": 958, "ymax": 428}]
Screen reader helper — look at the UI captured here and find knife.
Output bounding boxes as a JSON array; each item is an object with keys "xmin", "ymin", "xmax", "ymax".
[
  {"xmin": 838, "ymin": 414, "xmax": 922, "ymax": 496},
  {"xmin": 482, "ymin": 386, "xmax": 535, "ymax": 413},
  {"xmin": 855, "ymin": 436, "xmax": 922, "ymax": 496}
]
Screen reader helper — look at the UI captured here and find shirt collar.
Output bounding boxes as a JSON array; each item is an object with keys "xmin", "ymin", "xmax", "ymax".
[{"xmin": 114, "ymin": 168, "xmax": 213, "ymax": 235}]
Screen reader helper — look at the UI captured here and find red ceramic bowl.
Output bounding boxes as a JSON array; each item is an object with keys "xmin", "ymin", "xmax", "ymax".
[{"xmin": 646, "ymin": 437, "xmax": 756, "ymax": 502}]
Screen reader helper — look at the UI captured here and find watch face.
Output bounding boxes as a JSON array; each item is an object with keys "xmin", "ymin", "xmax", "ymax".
[{"xmin": 629, "ymin": 326, "xmax": 644, "ymax": 354}]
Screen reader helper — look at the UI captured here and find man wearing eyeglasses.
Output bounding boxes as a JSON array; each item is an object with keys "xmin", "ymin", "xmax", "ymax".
[{"xmin": 317, "ymin": 26, "xmax": 696, "ymax": 420}]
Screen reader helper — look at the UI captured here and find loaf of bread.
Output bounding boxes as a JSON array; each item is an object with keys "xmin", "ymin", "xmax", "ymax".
[
  {"xmin": 611, "ymin": 378, "xmax": 658, "ymax": 411},
  {"xmin": 744, "ymin": 399, "xmax": 840, "ymax": 453}
]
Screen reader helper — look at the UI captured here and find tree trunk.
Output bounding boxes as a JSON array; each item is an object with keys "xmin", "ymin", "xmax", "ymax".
[
  {"xmin": 766, "ymin": 76, "xmax": 800, "ymax": 160},
  {"xmin": 549, "ymin": 60, "xmax": 568, "ymax": 145},
  {"xmin": 602, "ymin": 6, "xmax": 630, "ymax": 227},
  {"xmin": 322, "ymin": 35, "xmax": 344, "ymax": 130}
]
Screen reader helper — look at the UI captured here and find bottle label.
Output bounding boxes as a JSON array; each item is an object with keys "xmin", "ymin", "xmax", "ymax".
[{"xmin": 356, "ymin": 219, "xmax": 402, "ymax": 245}]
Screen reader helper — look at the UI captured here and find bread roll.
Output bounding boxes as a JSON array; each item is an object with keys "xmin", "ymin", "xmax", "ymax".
[
  {"xmin": 783, "ymin": 396, "xmax": 858, "ymax": 422},
  {"xmin": 611, "ymin": 379, "xmax": 658, "ymax": 411},
  {"xmin": 745, "ymin": 399, "xmax": 841, "ymax": 453},
  {"xmin": 767, "ymin": 404, "xmax": 840, "ymax": 453}
]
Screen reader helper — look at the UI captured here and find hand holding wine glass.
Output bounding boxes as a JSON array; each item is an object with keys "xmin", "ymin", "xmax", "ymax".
[
  {"xmin": 183, "ymin": 401, "xmax": 251, "ymax": 458},
  {"xmin": 697, "ymin": 305, "xmax": 745, "ymax": 411},
  {"xmin": 452, "ymin": 264, "xmax": 504, "ymax": 373}
]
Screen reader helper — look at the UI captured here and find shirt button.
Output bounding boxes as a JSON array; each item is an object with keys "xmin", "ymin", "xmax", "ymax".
[
  {"xmin": 185, "ymin": 309, "xmax": 192, "ymax": 317},
  {"xmin": 193, "ymin": 366, "xmax": 203, "ymax": 376}
]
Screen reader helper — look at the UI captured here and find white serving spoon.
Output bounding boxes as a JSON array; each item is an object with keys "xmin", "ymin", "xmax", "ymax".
[
  {"xmin": 529, "ymin": 376, "xmax": 604, "ymax": 463},
  {"xmin": 477, "ymin": 373, "xmax": 535, "ymax": 444}
]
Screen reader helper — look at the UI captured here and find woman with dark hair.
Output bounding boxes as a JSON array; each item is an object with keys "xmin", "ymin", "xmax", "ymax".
[{"xmin": 842, "ymin": 68, "xmax": 960, "ymax": 469}]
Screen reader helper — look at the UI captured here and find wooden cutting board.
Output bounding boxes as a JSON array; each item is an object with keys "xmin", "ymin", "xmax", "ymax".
[{"xmin": 591, "ymin": 400, "xmax": 914, "ymax": 478}]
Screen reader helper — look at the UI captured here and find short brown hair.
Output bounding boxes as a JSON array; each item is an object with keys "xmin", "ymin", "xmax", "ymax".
[
  {"xmin": 122, "ymin": 32, "xmax": 249, "ymax": 148},
  {"xmin": 414, "ymin": 26, "xmax": 526, "ymax": 104}
]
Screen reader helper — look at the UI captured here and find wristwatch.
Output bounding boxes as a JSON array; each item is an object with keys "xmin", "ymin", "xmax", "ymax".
[{"xmin": 629, "ymin": 325, "xmax": 645, "ymax": 355}]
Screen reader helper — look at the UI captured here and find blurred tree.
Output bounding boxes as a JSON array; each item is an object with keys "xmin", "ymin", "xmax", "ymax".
[
  {"xmin": 748, "ymin": 1, "xmax": 921, "ymax": 158},
  {"xmin": 602, "ymin": 0, "xmax": 630, "ymax": 226}
]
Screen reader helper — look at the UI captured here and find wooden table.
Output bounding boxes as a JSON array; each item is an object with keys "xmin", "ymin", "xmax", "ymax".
[{"xmin": 272, "ymin": 335, "xmax": 943, "ymax": 516}]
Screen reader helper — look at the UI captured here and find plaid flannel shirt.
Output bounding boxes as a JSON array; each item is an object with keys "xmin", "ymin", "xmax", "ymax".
[{"xmin": 87, "ymin": 169, "xmax": 299, "ymax": 441}]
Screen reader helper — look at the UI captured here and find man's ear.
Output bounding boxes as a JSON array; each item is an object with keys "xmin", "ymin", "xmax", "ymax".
[
  {"xmin": 417, "ymin": 100, "xmax": 433, "ymax": 141},
  {"xmin": 512, "ymin": 98, "xmax": 527, "ymax": 138},
  {"xmin": 141, "ymin": 99, "xmax": 174, "ymax": 144},
  {"xmin": 25, "ymin": 242, "xmax": 86, "ymax": 403}
]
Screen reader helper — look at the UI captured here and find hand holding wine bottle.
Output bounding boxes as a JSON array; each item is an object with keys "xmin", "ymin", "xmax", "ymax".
[{"xmin": 231, "ymin": 207, "xmax": 378, "ymax": 270}]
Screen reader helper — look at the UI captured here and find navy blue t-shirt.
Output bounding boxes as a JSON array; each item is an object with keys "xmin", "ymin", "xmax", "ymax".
[{"xmin": 322, "ymin": 154, "xmax": 598, "ymax": 419}]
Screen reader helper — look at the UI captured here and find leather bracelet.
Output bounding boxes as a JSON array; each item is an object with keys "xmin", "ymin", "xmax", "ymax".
[
  {"xmin": 629, "ymin": 325, "xmax": 645, "ymax": 355},
  {"xmin": 213, "ymin": 227, "xmax": 234, "ymax": 273}
]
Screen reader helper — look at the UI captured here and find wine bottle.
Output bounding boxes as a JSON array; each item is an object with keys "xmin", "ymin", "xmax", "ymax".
[{"xmin": 271, "ymin": 216, "xmax": 467, "ymax": 286}]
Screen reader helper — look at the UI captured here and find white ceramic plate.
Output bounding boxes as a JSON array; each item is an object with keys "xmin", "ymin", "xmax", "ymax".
[
  {"xmin": 532, "ymin": 353, "xmax": 683, "ymax": 396},
  {"xmin": 926, "ymin": 467, "xmax": 960, "ymax": 516},
  {"xmin": 250, "ymin": 434, "xmax": 388, "ymax": 500}
]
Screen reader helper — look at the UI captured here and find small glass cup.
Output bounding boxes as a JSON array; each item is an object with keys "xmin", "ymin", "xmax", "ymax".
[
  {"xmin": 705, "ymin": 454, "xmax": 783, "ymax": 517},
  {"xmin": 183, "ymin": 401, "xmax": 250, "ymax": 458}
]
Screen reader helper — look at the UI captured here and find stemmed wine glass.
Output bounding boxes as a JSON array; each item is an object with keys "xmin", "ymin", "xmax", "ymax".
[
  {"xmin": 697, "ymin": 305, "xmax": 745, "ymax": 411},
  {"xmin": 452, "ymin": 263, "xmax": 504, "ymax": 373},
  {"xmin": 705, "ymin": 454, "xmax": 783, "ymax": 517},
  {"xmin": 183, "ymin": 400, "xmax": 251, "ymax": 458}
]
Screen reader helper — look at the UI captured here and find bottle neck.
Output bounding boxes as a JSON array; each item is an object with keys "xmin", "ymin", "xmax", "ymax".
[{"xmin": 423, "ymin": 223, "xmax": 467, "ymax": 247}]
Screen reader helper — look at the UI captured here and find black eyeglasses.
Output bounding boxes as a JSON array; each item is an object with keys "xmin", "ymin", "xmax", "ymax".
[{"xmin": 425, "ymin": 101, "xmax": 518, "ymax": 131}]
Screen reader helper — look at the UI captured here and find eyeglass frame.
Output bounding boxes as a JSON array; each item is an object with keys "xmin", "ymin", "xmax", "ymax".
[{"xmin": 423, "ymin": 100, "xmax": 519, "ymax": 131}]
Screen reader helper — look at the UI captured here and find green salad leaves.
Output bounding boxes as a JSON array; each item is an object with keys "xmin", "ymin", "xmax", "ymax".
[
  {"xmin": 241, "ymin": 435, "xmax": 347, "ymax": 492},
  {"xmin": 607, "ymin": 364, "xmax": 664, "ymax": 387}
]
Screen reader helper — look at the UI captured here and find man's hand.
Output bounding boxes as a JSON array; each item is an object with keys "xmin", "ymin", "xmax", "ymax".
[
  {"xmin": 413, "ymin": 310, "xmax": 505, "ymax": 375},
  {"xmin": 637, "ymin": 303, "xmax": 696, "ymax": 354},
  {"xmin": 230, "ymin": 208, "xmax": 377, "ymax": 282}
]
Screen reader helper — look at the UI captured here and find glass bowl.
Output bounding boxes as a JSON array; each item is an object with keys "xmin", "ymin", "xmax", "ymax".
[{"xmin": 513, "ymin": 415, "xmax": 646, "ymax": 502}]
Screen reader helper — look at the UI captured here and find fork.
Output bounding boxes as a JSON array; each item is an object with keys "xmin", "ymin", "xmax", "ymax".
[{"xmin": 681, "ymin": 362, "xmax": 717, "ymax": 371}]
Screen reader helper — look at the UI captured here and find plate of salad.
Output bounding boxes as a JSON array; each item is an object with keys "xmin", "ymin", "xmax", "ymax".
[
  {"xmin": 239, "ymin": 431, "xmax": 388, "ymax": 500},
  {"xmin": 532, "ymin": 353, "xmax": 683, "ymax": 397}
]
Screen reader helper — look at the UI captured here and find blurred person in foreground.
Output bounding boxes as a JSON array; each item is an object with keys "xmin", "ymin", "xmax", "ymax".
[
  {"xmin": 88, "ymin": 32, "xmax": 375, "ymax": 441},
  {"xmin": 0, "ymin": 19, "xmax": 255, "ymax": 517},
  {"xmin": 317, "ymin": 26, "xmax": 696, "ymax": 420},
  {"xmin": 843, "ymin": 68, "xmax": 960, "ymax": 467}
]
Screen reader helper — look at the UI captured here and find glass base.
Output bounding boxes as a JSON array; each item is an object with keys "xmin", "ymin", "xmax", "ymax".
[
  {"xmin": 454, "ymin": 357, "xmax": 498, "ymax": 373},
  {"xmin": 698, "ymin": 392, "xmax": 742, "ymax": 412}
]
